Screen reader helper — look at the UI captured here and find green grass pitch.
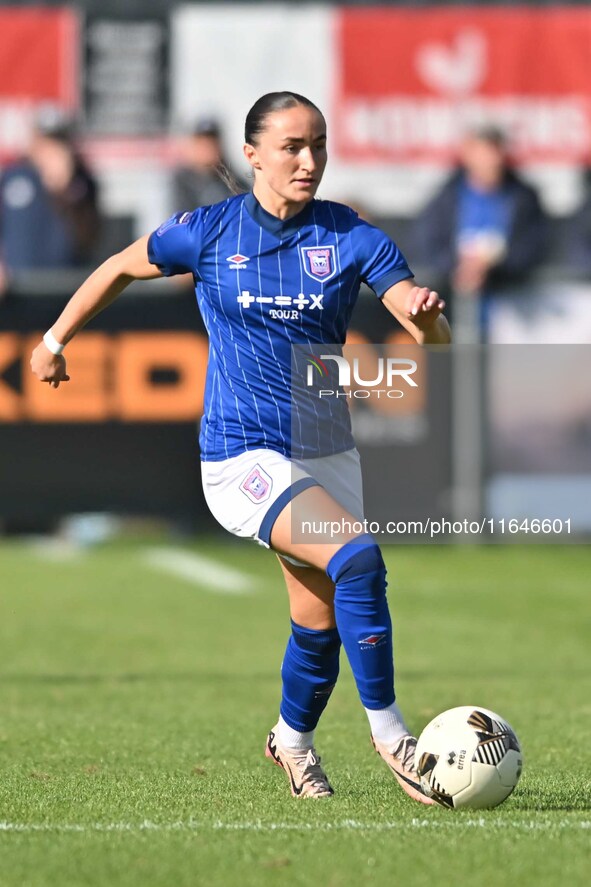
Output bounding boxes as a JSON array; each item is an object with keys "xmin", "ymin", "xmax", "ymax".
[{"xmin": 0, "ymin": 537, "xmax": 589, "ymax": 886}]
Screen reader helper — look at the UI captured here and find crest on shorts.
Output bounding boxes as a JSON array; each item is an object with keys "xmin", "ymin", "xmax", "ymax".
[
  {"xmin": 300, "ymin": 245, "xmax": 336, "ymax": 282},
  {"xmin": 240, "ymin": 464, "xmax": 273, "ymax": 504}
]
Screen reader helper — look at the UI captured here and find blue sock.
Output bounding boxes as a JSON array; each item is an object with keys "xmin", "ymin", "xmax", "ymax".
[
  {"xmin": 280, "ymin": 621, "xmax": 341, "ymax": 732},
  {"xmin": 326, "ymin": 535, "xmax": 395, "ymax": 710}
]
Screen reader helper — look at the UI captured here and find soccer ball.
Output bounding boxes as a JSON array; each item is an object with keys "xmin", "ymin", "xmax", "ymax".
[{"xmin": 415, "ymin": 706, "xmax": 523, "ymax": 809}]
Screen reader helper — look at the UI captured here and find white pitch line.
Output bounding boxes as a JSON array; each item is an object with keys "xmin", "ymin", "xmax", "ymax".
[
  {"xmin": 25, "ymin": 537, "xmax": 84, "ymax": 563},
  {"xmin": 0, "ymin": 819, "xmax": 589, "ymax": 834},
  {"xmin": 140, "ymin": 547, "xmax": 255, "ymax": 594},
  {"xmin": 212, "ymin": 818, "xmax": 588, "ymax": 832}
]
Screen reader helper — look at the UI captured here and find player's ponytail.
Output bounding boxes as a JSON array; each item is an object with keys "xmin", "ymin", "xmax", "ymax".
[
  {"xmin": 215, "ymin": 162, "xmax": 245, "ymax": 195},
  {"xmin": 245, "ymin": 92, "xmax": 324, "ymax": 145}
]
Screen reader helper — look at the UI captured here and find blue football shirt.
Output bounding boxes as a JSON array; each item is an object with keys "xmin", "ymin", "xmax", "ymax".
[{"xmin": 147, "ymin": 193, "xmax": 412, "ymax": 461}]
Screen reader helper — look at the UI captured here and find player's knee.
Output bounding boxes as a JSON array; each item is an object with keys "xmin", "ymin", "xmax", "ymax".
[
  {"xmin": 290, "ymin": 621, "xmax": 341, "ymax": 656},
  {"xmin": 326, "ymin": 534, "xmax": 386, "ymax": 589}
]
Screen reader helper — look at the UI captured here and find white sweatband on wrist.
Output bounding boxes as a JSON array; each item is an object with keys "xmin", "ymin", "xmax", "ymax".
[{"xmin": 43, "ymin": 330, "xmax": 65, "ymax": 355}]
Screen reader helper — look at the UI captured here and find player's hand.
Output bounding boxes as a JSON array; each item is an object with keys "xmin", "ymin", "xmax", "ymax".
[
  {"xmin": 30, "ymin": 342, "xmax": 70, "ymax": 389},
  {"xmin": 406, "ymin": 286, "xmax": 445, "ymax": 327}
]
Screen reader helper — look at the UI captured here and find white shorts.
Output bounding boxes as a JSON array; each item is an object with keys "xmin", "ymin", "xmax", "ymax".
[{"xmin": 201, "ymin": 448, "xmax": 364, "ymax": 555}]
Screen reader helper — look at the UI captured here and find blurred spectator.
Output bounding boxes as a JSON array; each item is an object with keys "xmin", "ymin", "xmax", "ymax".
[
  {"xmin": 0, "ymin": 108, "xmax": 100, "ymax": 292},
  {"xmin": 172, "ymin": 116, "xmax": 247, "ymax": 210},
  {"xmin": 566, "ymin": 168, "xmax": 591, "ymax": 275},
  {"xmin": 411, "ymin": 126, "xmax": 547, "ymax": 308}
]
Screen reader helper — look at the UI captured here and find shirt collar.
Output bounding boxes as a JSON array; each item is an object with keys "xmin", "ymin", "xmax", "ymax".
[{"xmin": 244, "ymin": 191, "xmax": 315, "ymax": 237}]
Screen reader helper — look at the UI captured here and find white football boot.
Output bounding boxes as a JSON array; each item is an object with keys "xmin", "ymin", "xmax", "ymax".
[
  {"xmin": 265, "ymin": 725, "xmax": 334, "ymax": 798},
  {"xmin": 372, "ymin": 734, "xmax": 435, "ymax": 805}
]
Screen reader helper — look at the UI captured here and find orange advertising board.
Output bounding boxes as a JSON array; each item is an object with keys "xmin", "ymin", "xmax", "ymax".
[{"xmin": 0, "ymin": 332, "xmax": 208, "ymax": 423}]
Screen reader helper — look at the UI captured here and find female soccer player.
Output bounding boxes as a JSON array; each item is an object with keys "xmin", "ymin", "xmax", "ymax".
[{"xmin": 31, "ymin": 92, "xmax": 450, "ymax": 803}]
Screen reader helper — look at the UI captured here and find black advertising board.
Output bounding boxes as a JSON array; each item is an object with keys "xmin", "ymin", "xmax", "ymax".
[
  {"xmin": 0, "ymin": 284, "xmax": 452, "ymax": 530},
  {"xmin": 84, "ymin": 15, "xmax": 170, "ymax": 135}
]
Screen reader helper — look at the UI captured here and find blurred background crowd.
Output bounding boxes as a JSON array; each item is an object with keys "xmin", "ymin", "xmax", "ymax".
[
  {"xmin": 1, "ymin": 0, "xmax": 590, "ymax": 536},
  {"xmin": 0, "ymin": 105, "xmax": 572, "ymax": 316},
  {"xmin": 2, "ymin": 1, "xmax": 591, "ymax": 327}
]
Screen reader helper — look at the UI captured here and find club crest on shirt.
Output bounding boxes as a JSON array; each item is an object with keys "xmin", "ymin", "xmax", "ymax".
[
  {"xmin": 239, "ymin": 464, "xmax": 273, "ymax": 504},
  {"xmin": 300, "ymin": 245, "xmax": 336, "ymax": 282}
]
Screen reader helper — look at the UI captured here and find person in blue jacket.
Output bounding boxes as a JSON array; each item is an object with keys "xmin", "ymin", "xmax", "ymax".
[
  {"xmin": 411, "ymin": 126, "xmax": 547, "ymax": 317},
  {"xmin": 0, "ymin": 110, "xmax": 99, "ymax": 293}
]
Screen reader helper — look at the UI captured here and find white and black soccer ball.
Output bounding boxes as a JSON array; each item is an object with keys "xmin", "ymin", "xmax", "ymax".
[{"xmin": 415, "ymin": 706, "xmax": 523, "ymax": 809}]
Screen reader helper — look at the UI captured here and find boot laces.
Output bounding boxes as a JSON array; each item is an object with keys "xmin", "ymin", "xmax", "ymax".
[{"xmin": 294, "ymin": 748, "xmax": 330, "ymax": 790}]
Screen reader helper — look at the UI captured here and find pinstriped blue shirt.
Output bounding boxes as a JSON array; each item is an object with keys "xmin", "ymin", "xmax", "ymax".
[{"xmin": 148, "ymin": 193, "xmax": 412, "ymax": 461}]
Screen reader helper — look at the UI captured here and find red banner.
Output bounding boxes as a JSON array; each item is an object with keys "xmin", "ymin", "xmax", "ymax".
[
  {"xmin": 0, "ymin": 7, "xmax": 79, "ymax": 160},
  {"xmin": 335, "ymin": 6, "xmax": 591, "ymax": 163}
]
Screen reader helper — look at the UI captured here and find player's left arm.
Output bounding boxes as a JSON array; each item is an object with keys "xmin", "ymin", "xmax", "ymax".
[{"xmin": 381, "ymin": 278, "xmax": 451, "ymax": 345}]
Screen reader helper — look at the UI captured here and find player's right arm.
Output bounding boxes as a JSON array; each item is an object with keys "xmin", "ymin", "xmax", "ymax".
[{"xmin": 30, "ymin": 235, "xmax": 162, "ymax": 388}]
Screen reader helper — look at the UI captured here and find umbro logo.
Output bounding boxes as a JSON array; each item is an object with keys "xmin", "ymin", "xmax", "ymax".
[
  {"xmin": 358, "ymin": 634, "xmax": 387, "ymax": 647},
  {"xmin": 227, "ymin": 254, "xmax": 250, "ymax": 270}
]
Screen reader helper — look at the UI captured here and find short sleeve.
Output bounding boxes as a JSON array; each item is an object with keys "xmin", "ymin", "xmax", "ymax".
[
  {"xmin": 147, "ymin": 210, "xmax": 204, "ymax": 277},
  {"xmin": 350, "ymin": 215, "xmax": 413, "ymax": 297}
]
